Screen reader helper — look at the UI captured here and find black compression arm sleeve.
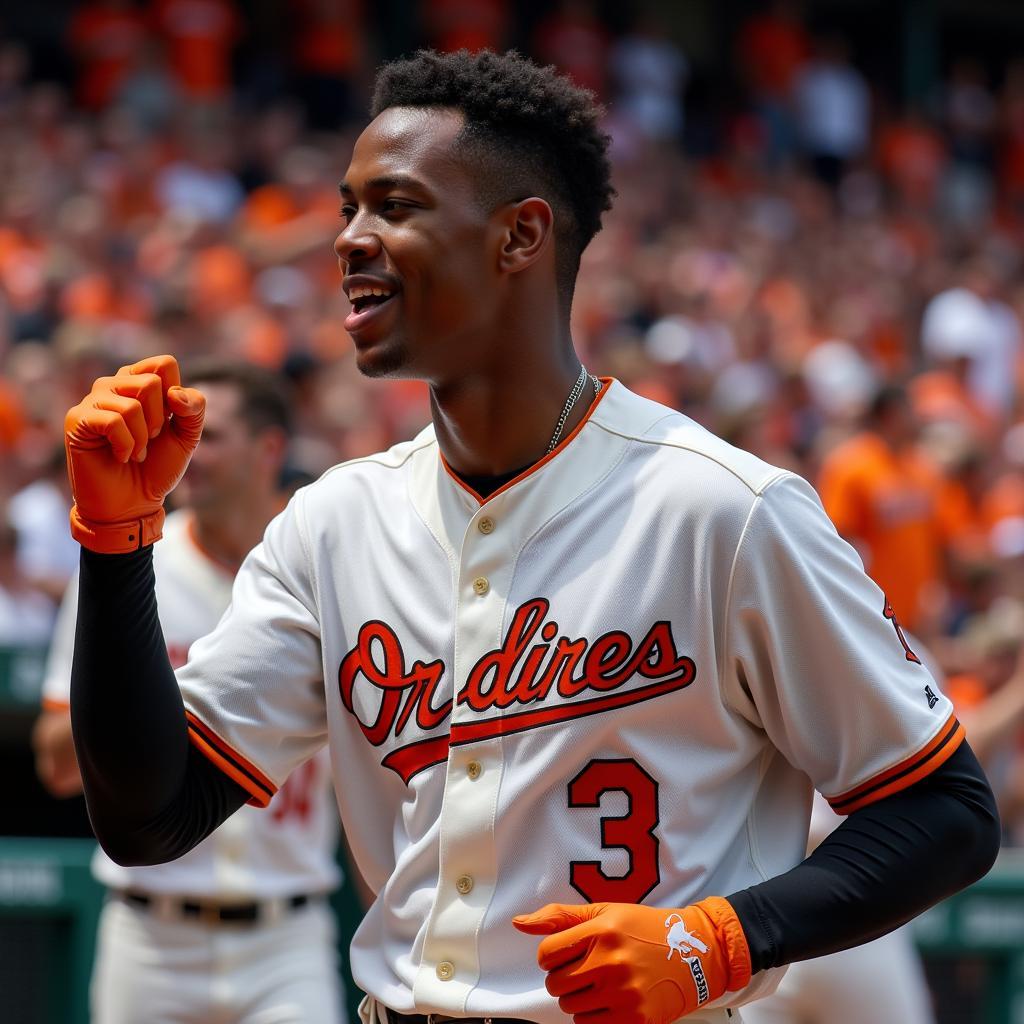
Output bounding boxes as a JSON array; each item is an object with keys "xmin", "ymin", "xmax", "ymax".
[
  {"xmin": 72, "ymin": 546, "xmax": 248, "ymax": 865},
  {"xmin": 729, "ymin": 740, "xmax": 1000, "ymax": 972}
]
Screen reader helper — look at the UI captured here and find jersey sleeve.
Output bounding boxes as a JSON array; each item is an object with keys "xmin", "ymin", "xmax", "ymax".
[
  {"xmin": 723, "ymin": 472, "xmax": 963, "ymax": 813},
  {"xmin": 176, "ymin": 492, "xmax": 328, "ymax": 807},
  {"xmin": 40, "ymin": 570, "xmax": 80, "ymax": 711}
]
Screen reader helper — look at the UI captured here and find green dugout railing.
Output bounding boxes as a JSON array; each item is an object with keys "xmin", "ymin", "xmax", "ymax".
[
  {"xmin": 0, "ymin": 645, "xmax": 48, "ymax": 737},
  {"xmin": 0, "ymin": 646, "xmax": 47, "ymax": 706},
  {"xmin": 0, "ymin": 837, "xmax": 102, "ymax": 1024},
  {"xmin": 912, "ymin": 847, "xmax": 1024, "ymax": 1024}
]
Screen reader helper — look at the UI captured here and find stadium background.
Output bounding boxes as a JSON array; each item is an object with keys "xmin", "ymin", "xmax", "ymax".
[{"xmin": 4, "ymin": 1, "xmax": 1024, "ymax": 1021}]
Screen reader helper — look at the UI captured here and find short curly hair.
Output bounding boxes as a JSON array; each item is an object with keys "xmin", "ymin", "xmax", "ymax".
[{"xmin": 371, "ymin": 49, "xmax": 614, "ymax": 303}]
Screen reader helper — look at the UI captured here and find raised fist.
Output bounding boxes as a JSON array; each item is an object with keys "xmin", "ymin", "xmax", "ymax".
[{"xmin": 64, "ymin": 354, "xmax": 205, "ymax": 554}]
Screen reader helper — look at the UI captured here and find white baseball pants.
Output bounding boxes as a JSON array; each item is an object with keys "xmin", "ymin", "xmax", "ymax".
[{"xmin": 91, "ymin": 895, "xmax": 347, "ymax": 1023}]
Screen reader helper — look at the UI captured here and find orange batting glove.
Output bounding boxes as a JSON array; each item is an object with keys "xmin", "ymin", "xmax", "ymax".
[
  {"xmin": 513, "ymin": 898, "xmax": 752, "ymax": 1023},
  {"xmin": 64, "ymin": 354, "xmax": 205, "ymax": 555}
]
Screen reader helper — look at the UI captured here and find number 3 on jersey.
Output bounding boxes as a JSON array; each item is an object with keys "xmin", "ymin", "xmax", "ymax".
[{"xmin": 568, "ymin": 758, "xmax": 661, "ymax": 903}]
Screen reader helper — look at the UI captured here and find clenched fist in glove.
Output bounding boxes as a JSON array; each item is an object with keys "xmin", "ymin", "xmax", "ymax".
[
  {"xmin": 64, "ymin": 354, "xmax": 205, "ymax": 554},
  {"xmin": 514, "ymin": 897, "xmax": 751, "ymax": 1023}
]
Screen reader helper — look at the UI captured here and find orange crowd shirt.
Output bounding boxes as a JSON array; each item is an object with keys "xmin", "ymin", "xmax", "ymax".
[
  {"xmin": 292, "ymin": 0, "xmax": 362, "ymax": 76},
  {"xmin": 876, "ymin": 117, "xmax": 948, "ymax": 207},
  {"xmin": 68, "ymin": 2, "xmax": 151, "ymax": 110},
  {"xmin": 817, "ymin": 432, "xmax": 945, "ymax": 631},
  {"xmin": 736, "ymin": 12, "xmax": 810, "ymax": 99},
  {"xmin": 424, "ymin": 0, "xmax": 508, "ymax": 55},
  {"xmin": 150, "ymin": 0, "xmax": 240, "ymax": 100}
]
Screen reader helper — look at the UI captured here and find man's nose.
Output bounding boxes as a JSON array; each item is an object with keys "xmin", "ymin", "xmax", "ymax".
[{"xmin": 334, "ymin": 217, "xmax": 382, "ymax": 265}]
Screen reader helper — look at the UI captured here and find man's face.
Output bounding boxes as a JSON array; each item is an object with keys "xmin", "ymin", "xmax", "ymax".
[
  {"xmin": 335, "ymin": 106, "xmax": 507, "ymax": 382},
  {"xmin": 177, "ymin": 382, "xmax": 265, "ymax": 512}
]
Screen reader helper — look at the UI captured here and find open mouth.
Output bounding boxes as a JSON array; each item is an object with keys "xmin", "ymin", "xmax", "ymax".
[
  {"xmin": 344, "ymin": 284, "xmax": 399, "ymax": 333},
  {"xmin": 348, "ymin": 285, "xmax": 395, "ymax": 313}
]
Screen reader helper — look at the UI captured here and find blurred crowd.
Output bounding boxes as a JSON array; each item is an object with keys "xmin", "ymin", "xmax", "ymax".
[{"xmin": 5, "ymin": 0, "xmax": 1024, "ymax": 839}]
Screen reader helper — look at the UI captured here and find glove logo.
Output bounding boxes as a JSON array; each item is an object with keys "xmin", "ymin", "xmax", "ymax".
[
  {"xmin": 665, "ymin": 913, "xmax": 708, "ymax": 960},
  {"xmin": 665, "ymin": 913, "xmax": 711, "ymax": 1006}
]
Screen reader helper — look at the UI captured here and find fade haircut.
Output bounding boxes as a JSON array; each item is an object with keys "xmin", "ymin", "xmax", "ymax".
[
  {"xmin": 183, "ymin": 359, "xmax": 293, "ymax": 437},
  {"xmin": 371, "ymin": 49, "xmax": 614, "ymax": 304}
]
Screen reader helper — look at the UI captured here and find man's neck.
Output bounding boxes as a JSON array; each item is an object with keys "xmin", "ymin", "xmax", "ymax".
[
  {"xmin": 191, "ymin": 496, "xmax": 279, "ymax": 572},
  {"xmin": 429, "ymin": 344, "xmax": 597, "ymax": 477}
]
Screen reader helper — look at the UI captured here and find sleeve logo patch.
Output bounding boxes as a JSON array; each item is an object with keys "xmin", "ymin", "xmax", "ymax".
[
  {"xmin": 883, "ymin": 598, "xmax": 921, "ymax": 664},
  {"xmin": 925, "ymin": 685, "xmax": 939, "ymax": 709}
]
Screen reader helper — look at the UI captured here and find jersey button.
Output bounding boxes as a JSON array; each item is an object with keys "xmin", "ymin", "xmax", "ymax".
[
  {"xmin": 455, "ymin": 874, "xmax": 474, "ymax": 895},
  {"xmin": 436, "ymin": 961, "xmax": 455, "ymax": 982},
  {"xmin": 478, "ymin": 516, "xmax": 495, "ymax": 534},
  {"xmin": 472, "ymin": 576, "xmax": 490, "ymax": 596},
  {"xmin": 466, "ymin": 760, "xmax": 482, "ymax": 780}
]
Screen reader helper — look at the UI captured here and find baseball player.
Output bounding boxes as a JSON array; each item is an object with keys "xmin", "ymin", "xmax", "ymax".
[
  {"xmin": 62, "ymin": 51, "xmax": 997, "ymax": 1024},
  {"xmin": 34, "ymin": 360, "xmax": 347, "ymax": 1024}
]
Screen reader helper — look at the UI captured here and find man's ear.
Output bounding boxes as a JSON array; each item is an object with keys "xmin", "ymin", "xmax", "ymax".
[{"xmin": 496, "ymin": 197, "xmax": 554, "ymax": 275}]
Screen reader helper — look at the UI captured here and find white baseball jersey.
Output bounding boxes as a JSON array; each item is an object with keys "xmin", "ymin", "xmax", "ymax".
[
  {"xmin": 177, "ymin": 380, "xmax": 962, "ymax": 1022},
  {"xmin": 43, "ymin": 509, "xmax": 340, "ymax": 899}
]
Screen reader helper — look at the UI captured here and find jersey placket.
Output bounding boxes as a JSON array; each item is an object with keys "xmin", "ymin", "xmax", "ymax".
[{"xmin": 413, "ymin": 486, "xmax": 516, "ymax": 1012}]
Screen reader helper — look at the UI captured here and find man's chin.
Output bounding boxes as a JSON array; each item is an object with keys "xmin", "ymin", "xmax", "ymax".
[{"xmin": 353, "ymin": 338, "xmax": 413, "ymax": 380}]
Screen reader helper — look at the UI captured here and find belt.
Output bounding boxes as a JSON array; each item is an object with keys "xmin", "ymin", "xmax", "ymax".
[
  {"xmin": 114, "ymin": 889, "xmax": 315, "ymax": 926},
  {"xmin": 384, "ymin": 1013, "xmax": 532, "ymax": 1024}
]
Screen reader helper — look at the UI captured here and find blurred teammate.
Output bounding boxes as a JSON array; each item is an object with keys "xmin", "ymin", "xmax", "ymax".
[{"xmin": 33, "ymin": 360, "xmax": 346, "ymax": 1024}]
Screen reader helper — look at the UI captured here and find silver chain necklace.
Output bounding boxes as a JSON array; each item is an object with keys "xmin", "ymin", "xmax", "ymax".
[{"xmin": 546, "ymin": 366, "xmax": 603, "ymax": 454}]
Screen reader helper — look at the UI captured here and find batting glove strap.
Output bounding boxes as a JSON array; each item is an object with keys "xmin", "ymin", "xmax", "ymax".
[
  {"xmin": 70, "ymin": 504, "xmax": 165, "ymax": 555},
  {"xmin": 691, "ymin": 896, "xmax": 753, "ymax": 992}
]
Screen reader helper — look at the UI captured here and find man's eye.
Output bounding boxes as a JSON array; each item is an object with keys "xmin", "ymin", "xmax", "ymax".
[
  {"xmin": 339, "ymin": 205, "xmax": 356, "ymax": 222},
  {"xmin": 382, "ymin": 200, "xmax": 410, "ymax": 215}
]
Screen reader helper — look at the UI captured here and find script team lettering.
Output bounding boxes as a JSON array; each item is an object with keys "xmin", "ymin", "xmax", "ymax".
[{"xmin": 338, "ymin": 598, "xmax": 696, "ymax": 783}]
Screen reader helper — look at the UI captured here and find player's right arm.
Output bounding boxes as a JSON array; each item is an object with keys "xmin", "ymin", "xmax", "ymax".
[
  {"xmin": 65, "ymin": 356, "xmax": 249, "ymax": 864},
  {"xmin": 32, "ymin": 708, "xmax": 82, "ymax": 799},
  {"xmin": 33, "ymin": 570, "xmax": 84, "ymax": 799}
]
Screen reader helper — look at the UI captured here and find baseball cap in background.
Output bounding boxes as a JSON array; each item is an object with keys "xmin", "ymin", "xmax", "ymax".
[{"xmin": 802, "ymin": 339, "xmax": 877, "ymax": 418}]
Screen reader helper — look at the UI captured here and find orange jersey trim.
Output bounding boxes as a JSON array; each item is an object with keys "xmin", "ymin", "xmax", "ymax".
[
  {"xmin": 185, "ymin": 711, "xmax": 277, "ymax": 808},
  {"xmin": 440, "ymin": 377, "xmax": 613, "ymax": 506},
  {"xmin": 41, "ymin": 696, "xmax": 70, "ymax": 712},
  {"xmin": 827, "ymin": 713, "xmax": 965, "ymax": 815}
]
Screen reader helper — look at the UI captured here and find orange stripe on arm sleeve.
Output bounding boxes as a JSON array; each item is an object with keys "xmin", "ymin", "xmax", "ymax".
[
  {"xmin": 185, "ymin": 712, "xmax": 276, "ymax": 808},
  {"xmin": 827, "ymin": 713, "xmax": 965, "ymax": 815},
  {"xmin": 729, "ymin": 739, "xmax": 998, "ymax": 973}
]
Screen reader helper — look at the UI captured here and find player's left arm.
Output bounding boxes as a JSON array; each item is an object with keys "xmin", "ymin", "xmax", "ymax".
[
  {"xmin": 729, "ymin": 737, "xmax": 996, "ymax": 968},
  {"xmin": 517, "ymin": 472, "xmax": 1000, "ymax": 1023}
]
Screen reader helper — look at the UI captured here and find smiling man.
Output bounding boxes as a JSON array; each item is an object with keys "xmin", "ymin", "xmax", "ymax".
[{"xmin": 63, "ymin": 51, "xmax": 998, "ymax": 1024}]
